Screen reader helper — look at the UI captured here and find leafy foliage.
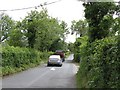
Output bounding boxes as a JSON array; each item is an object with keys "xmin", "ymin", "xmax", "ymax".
[
  {"xmin": 49, "ymin": 39, "xmax": 68, "ymax": 52},
  {"xmin": 77, "ymin": 36, "xmax": 120, "ymax": 88},
  {"xmin": 2, "ymin": 45, "xmax": 53, "ymax": 76},
  {"xmin": 83, "ymin": 2, "xmax": 116, "ymax": 42},
  {"xmin": 71, "ymin": 20, "xmax": 88, "ymax": 37},
  {"xmin": 21, "ymin": 9, "xmax": 68, "ymax": 51},
  {"xmin": 0, "ymin": 13, "xmax": 15, "ymax": 42},
  {"xmin": 110, "ymin": 18, "xmax": 120, "ymax": 36},
  {"xmin": 1, "ymin": 9, "xmax": 69, "ymax": 76},
  {"xmin": 68, "ymin": 43, "xmax": 74, "ymax": 53},
  {"xmin": 73, "ymin": 36, "xmax": 88, "ymax": 63},
  {"xmin": 76, "ymin": 2, "xmax": 120, "ymax": 88},
  {"xmin": 7, "ymin": 29, "xmax": 23, "ymax": 47}
]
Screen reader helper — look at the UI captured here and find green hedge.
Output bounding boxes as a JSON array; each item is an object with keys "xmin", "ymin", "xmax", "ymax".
[
  {"xmin": 1, "ymin": 46, "xmax": 53, "ymax": 76},
  {"xmin": 77, "ymin": 36, "xmax": 120, "ymax": 88},
  {"xmin": 74, "ymin": 53, "xmax": 80, "ymax": 63},
  {"xmin": 74, "ymin": 36, "xmax": 88, "ymax": 63}
]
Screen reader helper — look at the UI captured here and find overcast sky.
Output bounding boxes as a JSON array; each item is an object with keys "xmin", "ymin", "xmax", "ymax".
[
  {"xmin": 0, "ymin": 0, "xmax": 85, "ymax": 23},
  {"xmin": 0, "ymin": 0, "xmax": 85, "ymax": 43},
  {"xmin": 0, "ymin": 0, "xmax": 119, "ymax": 43}
]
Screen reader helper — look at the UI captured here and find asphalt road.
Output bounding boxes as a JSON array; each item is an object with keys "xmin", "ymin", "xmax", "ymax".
[{"xmin": 2, "ymin": 54, "xmax": 78, "ymax": 88}]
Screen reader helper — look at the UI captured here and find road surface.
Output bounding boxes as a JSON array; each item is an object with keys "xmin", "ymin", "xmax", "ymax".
[{"xmin": 2, "ymin": 54, "xmax": 78, "ymax": 88}]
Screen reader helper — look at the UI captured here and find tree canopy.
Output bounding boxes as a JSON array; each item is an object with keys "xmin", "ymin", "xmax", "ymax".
[
  {"xmin": 1, "ymin": 9, "xmax": 69, "ymax": 52},
  {"xmin": 83, "ymin": 2, "xmax": 116, "ymax": 42}
]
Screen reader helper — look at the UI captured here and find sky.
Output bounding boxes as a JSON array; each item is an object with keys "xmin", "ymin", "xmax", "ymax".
[
  {"xmin": 0, "ymin": 0, "xmax": 85, "ymax": 43},
  {"xmin": 0, "ymin": 0, "xmax": 85, "ymax": 23},
  {"xmin": 0, "ymin": 0, "xmax": 119, "ymax": 43}
]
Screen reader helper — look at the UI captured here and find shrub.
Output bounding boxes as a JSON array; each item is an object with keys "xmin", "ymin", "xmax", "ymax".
[
  {"xmin": 77, "ymin": 36, "xmax": 120, "ymax": 88},
  {"xmin": 74, "ymin": 36, "xmax": 88, "ymax": 63},
  {"xmin": 2, "ymin": 46, "xmax": 52, "ymax": 76}
]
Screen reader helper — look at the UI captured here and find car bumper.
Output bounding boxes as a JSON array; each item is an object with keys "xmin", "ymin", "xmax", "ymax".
[{"xmin": 48, "ymin": 61, "xmax": 62, "ymax": 65}]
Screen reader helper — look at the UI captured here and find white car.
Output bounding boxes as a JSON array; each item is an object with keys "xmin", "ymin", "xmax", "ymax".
[{"xmin": 47, "ymin": 55, "xmax": 62, "ymax": 66}]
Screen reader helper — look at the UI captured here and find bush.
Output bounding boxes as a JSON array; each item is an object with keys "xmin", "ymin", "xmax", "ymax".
[
  {"xmin": 74, "ymin": 36, "xmax": 88, "ymax": 63},
  {"xmin": 2, "ymin": 46, "xmax": 52, "ymax": 76},
  {"xmin": 74, "ymin": 53, "xmax": 80, "ymax": 63},
  {"xmin": 77, "ymin": 36, "xmax": 120, "ymax": 88}
]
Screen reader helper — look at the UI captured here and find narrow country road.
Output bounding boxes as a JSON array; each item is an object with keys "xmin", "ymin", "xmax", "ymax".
[{"xmin": 2, "ymin": 54, "xmax": 78, "ymax": 88}]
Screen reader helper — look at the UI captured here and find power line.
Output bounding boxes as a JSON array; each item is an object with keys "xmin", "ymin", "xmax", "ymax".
[{"xmin": 0, "ymin": 0, "xmax": 61, "ymax": 12}]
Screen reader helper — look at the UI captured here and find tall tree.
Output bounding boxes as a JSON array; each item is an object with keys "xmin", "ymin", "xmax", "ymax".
[
  {"xmin": 7, "ymin": 29, "xmax": 23, "ymax": 47},
  {"xmin": 22, "ymin": 10, "xmax": 45, "ymax": 48},
  {"xmin": 34, "ymin": 17, "xmax": 66, "ymax": 51},
  {"xmin": 110, "ymin": 17, "xmax": 120, "ymax": 36},
  {"xmin": 68, "ymin": 43, "xmax": 74, "ymax": 52},
  {"xmin": 71, "ymin": 20, "xmax": 88, "ymax": 37},
  {"xmin": 60, "ymin": 21, "xmax": 69, "ymax": 41},
  {"xmin": 49, "ymin": 39, "xmax": 67, "ymax": 52},
  {"xmin": 0, "ymin": 13, "xmax": 15, "ymax": 42},
  {"xmin": 83, "ymin": 2, "xmax": 116, "ymax": 42},
  {"xmin": 22, "ymin": 9, "xmax": 68, "ymax": 51}
]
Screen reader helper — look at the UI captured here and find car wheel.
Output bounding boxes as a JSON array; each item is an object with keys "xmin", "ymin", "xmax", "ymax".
[
  {"xmin": 62, "ymin": 58, "xmax": 65, "ymax": 62},
  {"xmin": 47, "ymin": 62, "xmax": 50, "ymax": 66},
  {"xmin": 59, "ymin": 64, "xmax": 62, "ymax": 67}
]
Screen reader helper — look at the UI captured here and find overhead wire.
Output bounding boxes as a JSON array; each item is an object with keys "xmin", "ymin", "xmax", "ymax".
[
  {"xmin": 1, "ymin": 0, "xmax": 119, "ymax": 12},
  {"xmin": 0, "ymin": 0, "xmax": 61, "ymax": 12}
]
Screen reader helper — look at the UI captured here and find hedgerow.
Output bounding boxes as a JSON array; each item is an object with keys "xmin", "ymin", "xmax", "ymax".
[
  {"xmin": 2, "ymin": 46, "xmax": 53, "ymax": 76},
  {"xmin": 77, "ymin": 36, "xmax": 120, "ymax": 88},
  {"xmin": 74, "ymin": 36, "xmax": 88, "ymax": 63}
]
